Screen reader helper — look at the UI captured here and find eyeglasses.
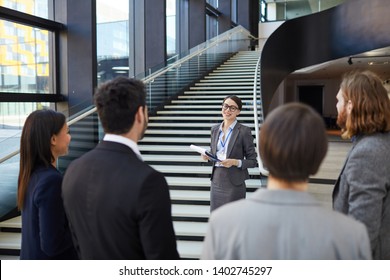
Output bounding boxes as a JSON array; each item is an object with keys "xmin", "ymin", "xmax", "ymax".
[{"xmin": 222, "ymin": 103, "xmax": 239, "ymax": 112}]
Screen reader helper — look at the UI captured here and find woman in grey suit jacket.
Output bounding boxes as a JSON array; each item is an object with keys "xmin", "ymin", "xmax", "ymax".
[
  {"xmin": 333, "ymin": 70, "xmax": 390, "ymax": 259},
  {"xmin": 203, "ymin": 95, "xmax": 257, "ymax": 212}
]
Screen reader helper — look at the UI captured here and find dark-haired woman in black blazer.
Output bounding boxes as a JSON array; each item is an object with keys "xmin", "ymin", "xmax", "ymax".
[{"xmin": 18, "ymin": 110, "xmax": 77, "ymax": 259}]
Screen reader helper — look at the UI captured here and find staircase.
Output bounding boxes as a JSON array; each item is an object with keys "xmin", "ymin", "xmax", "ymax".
[
  {"xmin": 0, "ymin": 50, "xmax": 264, "ymax": 259},
  {"xmin": 141, "ymin": 50, "xmax": 264, "ymax": 258}
]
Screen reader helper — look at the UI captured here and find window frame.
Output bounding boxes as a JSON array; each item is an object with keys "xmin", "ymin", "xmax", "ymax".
[{"xmin": 0, "ymin": 6, "xmax": 65, "ymax": 102}]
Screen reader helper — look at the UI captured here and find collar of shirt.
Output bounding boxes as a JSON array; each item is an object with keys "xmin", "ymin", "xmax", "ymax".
[
  {"xmin": 219, "ymin": 119, "xmax": 237, "ymax": 133},
  {"xmin": 103, "ymin": 134, "xmax": 143, "ymax": 161}
]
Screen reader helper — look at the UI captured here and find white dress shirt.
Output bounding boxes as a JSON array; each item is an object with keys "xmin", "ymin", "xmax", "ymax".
[{"xmin": 103, "ymin": 134, "xmax": 143, "ymax": 161}]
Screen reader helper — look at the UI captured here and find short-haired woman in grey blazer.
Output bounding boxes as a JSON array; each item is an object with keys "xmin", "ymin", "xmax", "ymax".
[{"xmin": 203, "ymin": 95, "xmax": 257, "ymax": 212}]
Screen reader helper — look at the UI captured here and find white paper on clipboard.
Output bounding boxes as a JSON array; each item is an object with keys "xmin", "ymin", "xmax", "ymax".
[{"xmin": 190, "ymin": 144, "xmax": 221, "ymax": 162}]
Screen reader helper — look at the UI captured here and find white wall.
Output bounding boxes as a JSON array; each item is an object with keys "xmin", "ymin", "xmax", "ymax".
[{"xmin": 258, "ymin": 21, "xmax": 283, "ymax": 50}]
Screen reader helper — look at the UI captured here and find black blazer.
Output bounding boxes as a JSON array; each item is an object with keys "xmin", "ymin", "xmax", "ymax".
[
  {"xmin": 21, "ymin": 166, "xmax": 77, "ymax": 259},
  {"xmin": 62, "ymin": 141, "xmax": 179, "ymax": 259}
]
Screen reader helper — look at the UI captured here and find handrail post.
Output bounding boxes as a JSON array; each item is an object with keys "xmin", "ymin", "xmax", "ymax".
[{"xmin": 253, "ymin": 55, "xmax": 269, "ymax": 176}]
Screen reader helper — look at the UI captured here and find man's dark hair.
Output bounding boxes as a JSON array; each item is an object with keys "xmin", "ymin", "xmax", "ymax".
[{"xmin": 94, "ymin": 77, "xmax": 146, "ymax": 134}]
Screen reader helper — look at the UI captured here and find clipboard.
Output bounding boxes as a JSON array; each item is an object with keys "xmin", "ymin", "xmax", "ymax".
[
  {"xmin": 205, "ymin": 151, "xmax": 221, "ymax": 162},
  {"xmin": 190, "ymin": 144, "xmax": 221, "ymax": 162}
]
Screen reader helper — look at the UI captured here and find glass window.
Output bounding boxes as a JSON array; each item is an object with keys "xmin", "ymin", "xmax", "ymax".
[
  {"xmin": 0, "ymin": 102, "xmax": 50, "ymax": 128},
  {"xmin": 96, "ymin": 0, "xmax": 130, "ymax": 84},
  {"xmin": 206, "ymin": 14, "xmax": 218, "ymax": 40},
  {"xmin": 0, "ymin": 19, "xmax": 54, "ymax": 94},
  {"xmin": 207, "ymin": 0, "xmax": 218, "ymax": 9},
  {"xmin": 1, "ymin": 0, "xmax": 51, "ymax": 19},
  {"xmin": 166, "ymin": 0, "xmax": 176, "ymax": 59}
]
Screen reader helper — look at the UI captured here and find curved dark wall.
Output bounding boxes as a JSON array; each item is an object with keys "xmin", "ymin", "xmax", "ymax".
[{"xmin": 261, "ymin": 0, "xmax": 390, "ymax": 115}]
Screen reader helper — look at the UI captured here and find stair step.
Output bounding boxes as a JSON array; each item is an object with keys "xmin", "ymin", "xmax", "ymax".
[
  {"xmin": 164, "ymin": 105, "xmax": 261, "ymax": 109},
  {"xmin": 0, "ymin": 216, "xmax": 21, "ymax": 229},
  {"xmin": 184, "ymin": 91, "xmax": 254, "ymax": 94},
  {"xmin": 190, "ymin": 86, "xmax": 254, "ymax": 90},
  {"xmin": 178, "ymin": 95, "xmax": 255, "ymax": 99},
  {"xmin": 166, "ymin": 177, "xmax": 262, "ymax": 188},
  {"xmin": 148, "ymin": 116, "xmax": 257, "ymax": 121},
  {"xmin": 144, "ymin": 129, "xmax": 256, "ymax": 136},
  {"xmin": 170, "ymin": 190, "xmax": 210, "ymax": 201},
  {"xmin": 225, "ymin": 61, "xmax": 257, "ymax": 64},
  {"xmin": 0, "ymin": 232, "xmax": 21, "ymax": 250},
  {"xmin": 217, "ymin": 65, "xmax": 257, "ymax": 69},
  {"xmin": 143, "ymin": 130, "xmax": 257, "ymax": 136},
  {"xmin": 174, "ymin": 221, "xmax": 208, "ymax": 237},
  {"xmin": 141, "ymin": 137, "xmax": 211, "ymax": 143},
  {"xmin": 147, "ymin": 122, "xmax": 257, "ymax": 128},
  {"xmin": 199, "ymin": 79, "xmax": 255, "ymax": 82},
  {"xmin": 195, "ymin": 82, "xmax": 255, "ymax": 86},
  {"xmin": 143, "ymin": 154, "xmax": 207, "ymax": 162},
  {"xmin": 157, "ymin": 108, "xmax": 253, "ymax": 116},
  {"xmin": 152, "ymin": 165, "xmax": 262, "ymax": 176},
  {"xmin": 177, "ymin": 240, "xmax": 203, "ymax": 259},
  {"xmin": 171, "ymin": 99, "xmax": 261, "ymax": 104},
  {"xmin": 141, "ymin": 137, "xmax": 257, "ymax": 144},
  {"xmin": 172, "ymin": 204, "xmax": 209, "ymax": 218},
  {"xmin": 145, "ymin": 129, "xmax": 211, "ymax": 135},
  {"xmin": 208, "ymin": 73, "xmax": 254, "ymax": 77}
]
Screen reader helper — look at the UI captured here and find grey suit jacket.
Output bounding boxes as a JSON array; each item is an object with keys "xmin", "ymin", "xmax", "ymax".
[
  {"xmin": 333, "ymin": 132, "xmax": 390, "ymax": 259},
  {"xmin": 210, "ymin": 122, "xmax": 257, "ymax": 185},
  {"xmin": 202, "ymin": 189, "xmax": 371, "ymax": 260}
]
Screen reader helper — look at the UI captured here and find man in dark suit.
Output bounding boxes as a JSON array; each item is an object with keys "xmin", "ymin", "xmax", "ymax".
[{"xmin": 62, "ymin": 77, "xmax": 179, "ymax": 259}]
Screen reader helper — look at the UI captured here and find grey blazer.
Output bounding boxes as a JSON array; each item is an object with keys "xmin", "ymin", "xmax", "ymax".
[
  {"xmin": 210, "ymin": 122, "xmax": 257, "ymax": 186},
  {"xmin": 333, "ymin": 132, "xmax": 390, "ymax": 259},
  {"xmin": 202, "ymin": 189, "xmax": 371, "ymax": 260}
]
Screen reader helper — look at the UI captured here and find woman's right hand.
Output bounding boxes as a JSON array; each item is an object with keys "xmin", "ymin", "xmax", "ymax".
[{"xmin": 202, "ymin": 154, "xmax": 209, "ymax": 161}]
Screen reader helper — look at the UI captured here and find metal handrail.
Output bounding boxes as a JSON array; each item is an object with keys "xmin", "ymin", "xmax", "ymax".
[
  {"xmin": 0, "ymin": 26, "xmax": 252, "ymax": 164},
  {"xmin": 253, "ymin": 54, "xmax": 269, "ymax": 176},
  {"xmin": 0, "ymin": 107, "xmax": 99, "ymax": 164},
  {"xmin": 143, "ymin": 26, "xmax": 251, "ymax": 83},
  {"xmin": 0, "ymin": 149, "xmax": 20, "ymax": 164}
]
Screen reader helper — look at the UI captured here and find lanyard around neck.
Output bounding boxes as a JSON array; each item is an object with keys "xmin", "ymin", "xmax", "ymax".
[{"xmin": 219, "ymin": 128, "xmax": 233, "ymax": 148}]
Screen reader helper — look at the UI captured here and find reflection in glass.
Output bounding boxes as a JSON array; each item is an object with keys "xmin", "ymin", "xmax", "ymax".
[
  {"xmin": 96, "ymin": 0, "xmax": 130, "ymax": 84},
  {"xmin": 207, "ymin": 0, "xmax": 218, "ymax": 9},
  {"xmin": 0, "ymin": 20, "xmax": 53, "ymax": 93},
  {"xmin": 166, "ymin": 0, "xmax": 176, "ymax": 59},
  {"xmin": 206, "ymin": 14, "xmax": 218, "ymax": 40},
  {"xmin": 1, "ymin": 0, "xmax": 50, "ymax": 19}
]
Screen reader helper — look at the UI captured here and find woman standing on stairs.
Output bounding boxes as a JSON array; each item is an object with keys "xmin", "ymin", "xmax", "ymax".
[
  {"xmin": 203, "ymin": 95, "xmax": 257, "ymax": 212},
  {"xmin": 18, "ymin": 110, "xmax": 77, "ymax": 259}
]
